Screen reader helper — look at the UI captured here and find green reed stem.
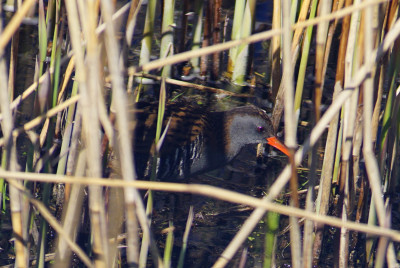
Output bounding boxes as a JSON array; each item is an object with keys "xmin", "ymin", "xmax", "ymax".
[
  {"xmin": 138, "ymin": 0, "xmax": 156, "ymax": 85},
  {"xmin": 56, "ymin": 81, "xmax": 78, "ymax": 176},
  {"xmin": 290, "ymin": 0, "xmax": 298, "ymax": 24},
  {"xmin": 160, "ymin": 0, "xmax": 175, "ymax": 78},
  {"xmin": 263, "ymin": 211, "xmax": 279, "ymax": 268},
  {"xmin": 49, "ymin": 0, "xmax": 61, "ymax": 108},
  {"xmin": 228, "ymin": 0, "xmax": 245, "ymax": 74},
  {"xmin": 140, "ymin": 80, "xmax": 167, "ymax": 267},
  {"xmin": 177, "ymin": 206, "xmax": 194, "ymax": 268},
  {"xmin": 38, "ymin": 0, "xmax": 47, "ymax": 85},
  {"xmin": 294, "ymin": 0, "xmax": 317, "ymax": 123},
  {"xmin": 232, "ymin": 0, "xmax": 256, "ymax": 85},
  {"xmin": 163, "ymin": 221, "xmax": 174, "ymax": 268},
  {"xmin": 379, "ymin": 52, "xmax": 399, "ymax": 158},
  {"xmin": 190, "ymin": 0, "xmax": 204, "ymax": 73}
]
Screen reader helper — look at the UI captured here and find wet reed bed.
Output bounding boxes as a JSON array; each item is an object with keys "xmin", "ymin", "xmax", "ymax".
[{"xmin": 0, "ymin": 0, "xmax": 399, "ymax": 267}]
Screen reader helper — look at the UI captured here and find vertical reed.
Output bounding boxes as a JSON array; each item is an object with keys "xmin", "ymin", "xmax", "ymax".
[
  {"xmin": 231, "ymin": 0, "xmax": 256, "ymax": 85},
  {"xmin": 160, "ymin": 0, "xmax": 175, "ymax": 77},
  {"xmin": 190, "ymin": 0, "xmax": 204, "ymax": 74}
]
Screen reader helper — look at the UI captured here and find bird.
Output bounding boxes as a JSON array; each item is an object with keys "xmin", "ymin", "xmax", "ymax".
[{"xmin": 113, "ymin": 99, "xmax": 289, "ymax": 180}]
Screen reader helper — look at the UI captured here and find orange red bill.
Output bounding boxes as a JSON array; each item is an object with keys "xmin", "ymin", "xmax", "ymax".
[{"xmin": 266, "ymin": 137, "xmax": 290, "ymax": 156}]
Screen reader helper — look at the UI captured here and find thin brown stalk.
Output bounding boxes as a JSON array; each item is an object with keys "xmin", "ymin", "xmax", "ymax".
[
  {"xmin": 131, "ymin": 73, "xmax": 252, "ymax": 97},
  {"xmin": 212, "ymin": 0, "xmax": 221, "ymax": 79},
  {"xmin": 270, "ymin": 0, "xmax": 281, "ymax": 100},
  {"xmin": 336, "ymin": 0, "xmax": 352, "ymax": 85}
]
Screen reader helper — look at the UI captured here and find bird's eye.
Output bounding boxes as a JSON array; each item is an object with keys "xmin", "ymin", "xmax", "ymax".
[{"xmin": 257, "ymin": 126, "xmax": 265, "ymax": 133}]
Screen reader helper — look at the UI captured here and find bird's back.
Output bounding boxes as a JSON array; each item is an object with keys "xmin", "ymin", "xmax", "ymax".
[{"xmin": 129, "ymin": 100, "xmax": 213, "ymax": 179}]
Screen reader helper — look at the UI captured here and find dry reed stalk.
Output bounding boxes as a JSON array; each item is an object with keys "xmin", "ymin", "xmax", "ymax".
[
  {"xmin": 100, "ymin": 1, "xmax": 164, "ymax": 266},
  {"xmin": 7, "ymin": 24, "xmax": 19, "ymax": 101},
  {"xmin": 314, "ymin": 0, "xmax": 344, "ymax": 108},
  {"xmin": 311, "ymin": 4, "xmax": 345, "ymax": 261},
  {"xmin": 86, "ymin": 1, "xmax": 110, "ymax": 266},
  {"xmin": 64, "ymin": 0, "xmax": 109, "ymax": 266},
  {"xmin": 314, "ymin": 0, "xmax": 332, "ymax": 121},
  {"xmin": 282, "ymin": 0, "xmax": 301, "ymax": 267},
  {"xmin": 101, "ymin": 0, "xmax": 139, "ymax": 266},
  {"xmin": 0, "ymin": 4, "xmax": 28, "ymax": 266},
  {"xmin": 54, "ymin": 150, "xmax": 87, "ymax": 266},
  {"xmin": 335, "ymin": 1, "xmax": 363, "ymax": 265},
  {"xmin": 291, "ymin": 0, "xmax": 312, "ymax": 53},
  {"xmin": 0, "ymin": 66, "xmax": 27, "ymax": 267},
  {"xmin": 302, "ymin": 2, "xmax": 343, "ymax": 262},
  {"xmin": 272, "ymin": 0, "xmax": 312, "ymax": 130},
  {"xmin": 313, "ymin": 84, "xmax": 342, "ymax": 262},
  {"xmin": 132, "ymin": 72, "xmax": 252, "ymax": 97},
  {"xmin": 270, "ymin": 0, "xmax": 281, "ymax": 100},
  {"xmin": 1, "ymin": 169, "xmax": 400, "ymax": 242},
  {"xmin": 200, "ymin": 0, "xmax": 211, "ymax": 76},
  {"xmin": 363, "ymin": 3, "xmax": 398, "ymax": 266},
  {"xmin": 304, "ymin": 0, "xmax": 333, "ymax": 264},
  {"xmin": 126, "ymin": 0, "xmax": 144, "ymax": 47}
]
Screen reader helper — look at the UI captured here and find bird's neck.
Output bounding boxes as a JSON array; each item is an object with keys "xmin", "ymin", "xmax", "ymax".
[{"xmin": 207, "ymin": 111, "xmax": 241, "ymax": 163}]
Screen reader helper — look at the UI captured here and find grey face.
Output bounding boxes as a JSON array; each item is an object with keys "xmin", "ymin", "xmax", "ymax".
[
  {"xmin": 227, "ymin": 114, "xmax": 273, "ymax": 160},
  {"xmin": 229, "ymin": 115, "xmax": 272, "ymax": 143}
]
